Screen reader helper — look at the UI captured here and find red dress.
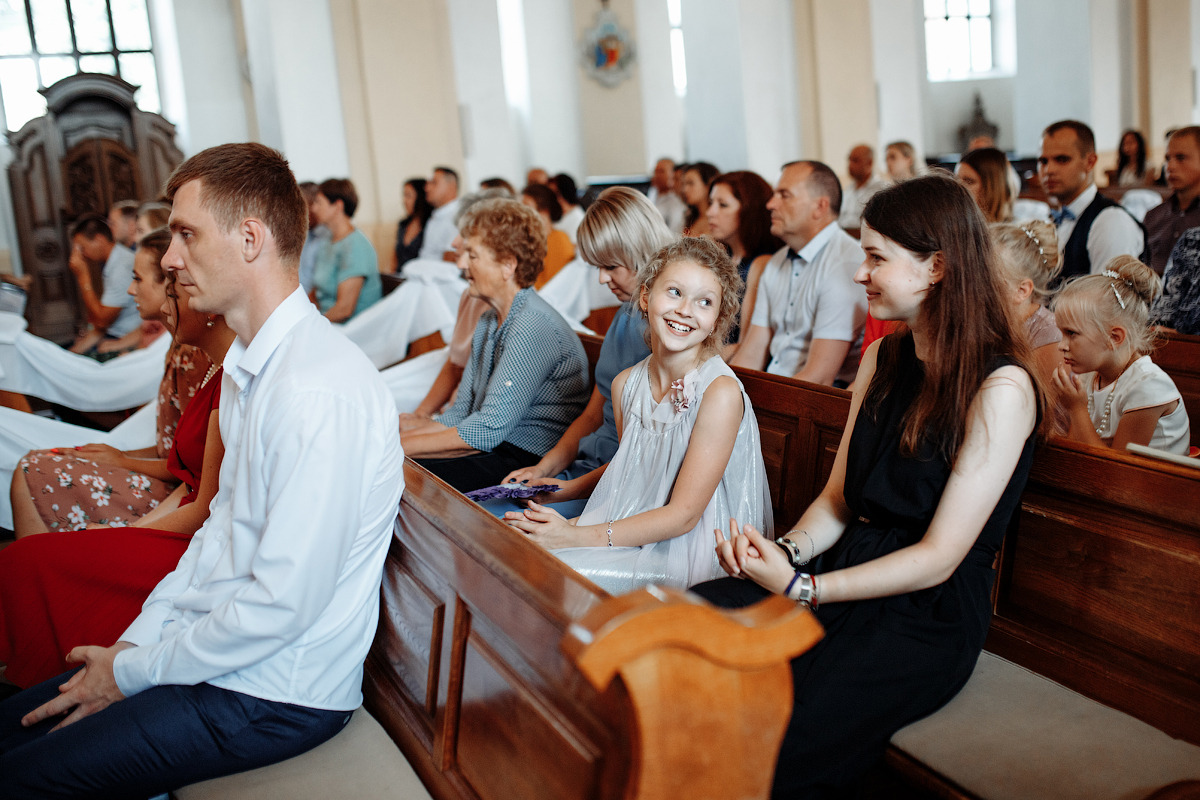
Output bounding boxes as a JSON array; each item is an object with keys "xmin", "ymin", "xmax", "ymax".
[{"xmin": 0, "ymin": 369, "xmax": 222, "ymax": 688}]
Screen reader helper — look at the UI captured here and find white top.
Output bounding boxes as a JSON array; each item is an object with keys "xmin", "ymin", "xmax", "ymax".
[
  {"xmin": 1084, "ymin": 355, "xmax": 1190, "ymax": 455},
  {"xmin": 750, "ymin": 223, "xmax": 867, "ymax": 384},
  {"xmin": 101, "ymin": 243, "xmax": 139, "ymax": 337},
  {"xmin": 1054, "ymin": 184, "xmax": 1146, "ymax": 274},
  {"xmin": 555, "ymin": 205, "xmax": 585, "ymax": 245},
  {"xmin": 838, "ymin": 178, "xmax": 886, "ymax": 230},
  {"xmin": 115, "ymin": 289, "xmax": 405, "ymax": 711},
  {"xmin": 419, "ymin": 197, "xmax": 461, "ymax": 261},
  {"xmin": 556, "ymin": 355, "xmax": 772, "ymax": 594},
  {"xmin": 648, "ymin": 187, "xmax": 686, "ymax": 235}
]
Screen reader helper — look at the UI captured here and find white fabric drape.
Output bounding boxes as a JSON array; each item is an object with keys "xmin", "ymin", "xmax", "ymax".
[{"xmin": 0, "ymin": 313, "xmax": 169, "ymax": 410}]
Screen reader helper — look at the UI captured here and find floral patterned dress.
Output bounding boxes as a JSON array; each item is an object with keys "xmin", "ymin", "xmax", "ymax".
[{"xmin": 17, "ymin": 341, "xmax": 212, "ymax": 530}]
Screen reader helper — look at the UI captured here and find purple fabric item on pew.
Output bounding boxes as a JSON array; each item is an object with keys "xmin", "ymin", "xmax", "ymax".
[{"xmin": 464, "ymin": 483, "xmax": 563, "ymax": 502}]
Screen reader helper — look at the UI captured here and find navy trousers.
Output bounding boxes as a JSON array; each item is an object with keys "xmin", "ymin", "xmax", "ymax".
[{"xmin": 0, "ymin": 669, "xmax": 350, "ymax": 799}]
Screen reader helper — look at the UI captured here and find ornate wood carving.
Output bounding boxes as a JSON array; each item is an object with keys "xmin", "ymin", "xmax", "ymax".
[{"xmin": 7, "ymin": 73, "xmax": 182, "ymax": 343}]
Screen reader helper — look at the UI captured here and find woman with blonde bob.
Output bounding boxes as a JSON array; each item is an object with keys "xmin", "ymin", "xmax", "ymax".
[{"xmin": 497, "ymin": 187, "xmax": 673, "ymax": 516}]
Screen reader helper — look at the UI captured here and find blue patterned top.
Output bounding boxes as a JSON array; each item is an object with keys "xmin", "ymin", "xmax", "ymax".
[
  {"xmin": 1154, "ymin": 227, "xmax": 1200, "ymax": 336},
  {"xmin": 437, "ymin": 288, "xmax": 590, "ymax": 454}
]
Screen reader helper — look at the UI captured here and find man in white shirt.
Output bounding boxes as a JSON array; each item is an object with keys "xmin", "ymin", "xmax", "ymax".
[
  {"xmin": 0, "ymin": 143, "xmax": 405, "ymax": 798},
  {"xmin": 647, "ymin": 157, "xmax": 686, "ymax": 234},
  {"xmin": 731, "ymin": 161, "xmax": 867, "ymax": 386},
  {"xmin": 418, "ymin": 165, "xmax": 462, "ymax": 262},
  {"xmin": 838, "ymin": 144, "xmax": 886, "ymax": 231},
  {"xmin": 1038, "ymin": 119, "xmax": 1146, "ymax": 284}
]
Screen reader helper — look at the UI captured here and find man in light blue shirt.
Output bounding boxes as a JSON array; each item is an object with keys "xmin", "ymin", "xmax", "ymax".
[{"xmin": 0, "ymin": 143, "xmax": 405, "ymax": 798}]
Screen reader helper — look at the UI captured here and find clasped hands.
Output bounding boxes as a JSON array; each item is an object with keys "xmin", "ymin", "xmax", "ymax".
[
  {"xmin": 21, "ymin": 642, "xmax": 132, "ymax": 732},
  {"xmin": 714, "ymin": 517, "xmax": 796, "ymax": 594},
  {"xmin": 1050, "ymin": 365, "xmax": 1088, "ymax": 411}
]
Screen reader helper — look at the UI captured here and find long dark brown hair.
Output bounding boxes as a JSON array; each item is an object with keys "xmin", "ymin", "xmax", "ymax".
[{"xmin": 862, "ymin": 174, "xmax": 1041, "ymax": 462}]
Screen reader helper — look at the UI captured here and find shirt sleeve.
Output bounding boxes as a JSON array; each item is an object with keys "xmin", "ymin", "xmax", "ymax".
[
  {"xmin": 1087, "ymin": 207, "xmax": 1146, "ymax": 274},
  {"xmin": 811, "ymin": 254, "xmax": 868, "ymax": 342},
  {"xmin": 100, "ymin": 253, "xmax": 134, "ymax": 309},
  {"xmin": 749, "ymin": 266, "xmax": 773, "ymax": 329},
  {"xmin": 451, "ymin": 314, "xmax": 564, "ymax": 452},
  {"xmin": 113, "ymin": 388, "xmax": 391, "ymax": 696}
]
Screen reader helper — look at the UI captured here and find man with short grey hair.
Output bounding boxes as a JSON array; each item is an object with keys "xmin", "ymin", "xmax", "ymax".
[{"xmin": 731, "ymin": 161, "xmax": 867, "ymax": 386}]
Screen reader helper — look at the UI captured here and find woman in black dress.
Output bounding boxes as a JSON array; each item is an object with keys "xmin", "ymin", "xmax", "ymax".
[
  {"xmin": 694, "ymin": 174, "xmax": 1043, "ymax": 798},
  {"xmin": 390, "ymin": 177, "xmax": 433, "ymax": 271}
]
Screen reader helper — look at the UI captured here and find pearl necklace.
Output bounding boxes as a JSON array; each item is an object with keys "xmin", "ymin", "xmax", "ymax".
[
  {"xmin": 1087, "ymin": 374, "xmax": 1118, "ymax": 437},
  {"xmin": 200, "ymin": 363, "xmax": 220, "ymax": 389}
]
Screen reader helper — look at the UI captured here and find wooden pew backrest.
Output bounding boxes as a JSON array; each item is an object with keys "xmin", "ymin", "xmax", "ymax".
[
  {"xmin": 733, "ymin": 368, "xmax": 850, "ymax": 532},
  {"xmin": 988, "ymin": 436, "xmax": 1200, "ymax": 744},
  {"xmin": 1153, "ymin": 332, "xmax": 1200, "ymax": 448},
  {"xmin": 367, "ymin": 461, "xmax": 822, "ymax": 800}
]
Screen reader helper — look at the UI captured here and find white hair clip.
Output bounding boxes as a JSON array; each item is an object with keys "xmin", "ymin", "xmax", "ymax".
[
  {"xmin": 1101, "ymin": 270, "xmax": 1127, "ymax": 309},
  {"xmin": 1020, "ymin": 226, "xmax": 1049, "ymax": 270}
]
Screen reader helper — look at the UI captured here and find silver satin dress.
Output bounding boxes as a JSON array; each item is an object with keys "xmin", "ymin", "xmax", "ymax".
[{"xmin": 554, "ymin": 355, "xmax": 773, "ymax": 594}]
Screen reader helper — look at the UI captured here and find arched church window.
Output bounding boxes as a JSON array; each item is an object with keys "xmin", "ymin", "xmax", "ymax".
[
  {"xmin": 924, "ymin": 0, "xmax": 994, "ymax": 80},
  {"xmin": 0, "ymin": 0, "xmax": 158, "ymax": 131}
]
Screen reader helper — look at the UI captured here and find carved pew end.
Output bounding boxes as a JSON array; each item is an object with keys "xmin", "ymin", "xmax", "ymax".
[{"xmin": 563, "ymin": 586, "xmax": 823, "ymax": 800}]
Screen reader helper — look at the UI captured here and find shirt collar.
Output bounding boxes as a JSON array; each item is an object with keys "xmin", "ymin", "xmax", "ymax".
[
  {"xmin": 792, "ymin": 221, "xmax": 841, "ymax": 263},
  {"xmin": 1170, "ymin": 192, "xmax": 1200, "ymax": 213},
  {"xmin": 1065, "ymin": 184, "xmax": 1098, "ymax": 217},
  {"xmin": 224, "ymin": 287, "xmax": 313, "ymax": 391}
]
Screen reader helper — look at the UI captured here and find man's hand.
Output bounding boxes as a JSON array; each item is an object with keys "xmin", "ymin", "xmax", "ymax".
[
  {"xmin": 21, "ymin": 642, "xmax": 133, "ymax": 731},
  {"xmin": 68, "ymin": 245, "xmax": 91, "ymax": 284}
]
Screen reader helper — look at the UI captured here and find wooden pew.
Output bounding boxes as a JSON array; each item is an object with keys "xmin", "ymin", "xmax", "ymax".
[
  {"xmin": 365, "ymin": 462, "xmax": 823, "ymax": 800},
  {"xmin": 1153, "ymin": 331, "xmax": 1200, "ymax": 448}
]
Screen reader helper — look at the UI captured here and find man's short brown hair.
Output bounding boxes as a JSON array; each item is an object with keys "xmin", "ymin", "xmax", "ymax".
[
  {"xmin": 165, "ymin": 143, "xmax": 308, "ymax": 267},
  {"xmin": 1043, "ymin": 120, "xmax": 1096, "ymax": 157}
]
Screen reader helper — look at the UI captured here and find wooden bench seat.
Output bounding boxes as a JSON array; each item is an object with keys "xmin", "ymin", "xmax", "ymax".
[
  {"xmin": 174, "ymin": 708, "xmax": 432, "ymax": 800},
  {"xmin": 890, "ymin": 652, "xmax": 1200, "ymax": 800},
  {"xmin": 173, "ymin": 338, "xmax": 1200, "ymax": 799}
]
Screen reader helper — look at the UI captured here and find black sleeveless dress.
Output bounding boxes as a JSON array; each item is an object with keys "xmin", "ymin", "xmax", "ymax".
[{"xmin": 691, "ymin": 333, "xmax": 1036, "ymax": 798}]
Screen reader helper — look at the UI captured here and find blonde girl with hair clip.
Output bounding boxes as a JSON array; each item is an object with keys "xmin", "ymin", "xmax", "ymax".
[
  {"xmin": 1052, "ymin": 256, "xmax": 1191, "ymax": 454},
  {"xmin": 990, "ymin": 220, "xmax": 1063, "ymax": 386},
  {"xmin": 506, "ymin": 236, "xmax": 772, "ymax": 593}
]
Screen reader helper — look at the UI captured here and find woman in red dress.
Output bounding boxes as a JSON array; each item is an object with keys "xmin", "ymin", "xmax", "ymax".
[{"xmin": 0, "ymin": 272, "xmax": 234, "ymax": 687}]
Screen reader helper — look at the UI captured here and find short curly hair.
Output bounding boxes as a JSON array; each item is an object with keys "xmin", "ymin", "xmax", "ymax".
[
  {"xmin": 638, "ymin": 236, "xmax": 743, "ymax": 356},
  {"xmin": 458, "ymin": 198, "xmax": 547, "ymax": 288}
]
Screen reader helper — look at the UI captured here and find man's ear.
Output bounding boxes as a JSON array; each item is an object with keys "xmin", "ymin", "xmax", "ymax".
[
  {"xmin": 241, "ymin": 219, "xmax": 267, "ymax": 262},
  {"xmin": 1084, "ymin": 151, "xmax": 1099, "ymax": 172}
]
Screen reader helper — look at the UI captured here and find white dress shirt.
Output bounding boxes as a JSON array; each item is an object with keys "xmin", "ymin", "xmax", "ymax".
[
  {"xmin": 750, "ymin": 222, "xmax": 867, "ymax": 384},
  {"xmin": 648, "ymin": 187, "xmax": 686, "ymax": 235},
  {"xmin": 555, "ymin": 205, "xmax": 586, "ymax": 245},
  {"xmin": 114, "ymin": 289, "xmax": 405, "ymax": 711},
  {"xmin": 419, "ymin": 198, "xmax": 461, "ymax": 261},
  {"xmin": 838, "ymin": 179, "xmax": 886, "ymax": 230},
  {"xmin": 1054, "ymin": 184, "xmax": 1146, "ymax": 275}
]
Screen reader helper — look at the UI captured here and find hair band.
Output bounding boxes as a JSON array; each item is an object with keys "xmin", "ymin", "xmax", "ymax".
[{"xmin": 1019, "ymin": 225, "xmax": 1049, "ymax": 270}]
